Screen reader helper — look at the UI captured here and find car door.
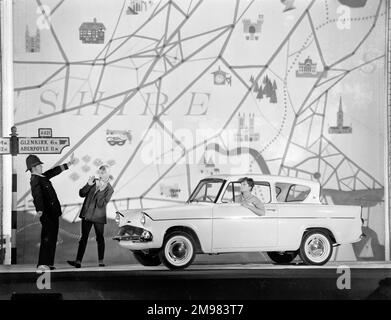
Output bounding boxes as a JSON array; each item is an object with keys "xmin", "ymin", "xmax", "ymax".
[
  {"xmin": 274, "ymin": 182, "xmax": 314, "ymax": 248},
  {"xmin": 212, "ymin": 181, "xmax": 278, "ymax": 251}
]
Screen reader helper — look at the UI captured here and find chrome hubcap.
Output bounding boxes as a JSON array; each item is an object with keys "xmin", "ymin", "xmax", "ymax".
[
  {"xmin": 305, "ymin": 234, "xmax": 330, "ymax": 263},
  {"xmin": 309, "ymin": 238, "xmax": 324, "ymax": 256}
]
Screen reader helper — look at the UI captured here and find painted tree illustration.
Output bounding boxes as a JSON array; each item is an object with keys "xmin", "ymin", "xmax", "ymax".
[
  {"xmin": 257, "ymin": 85, "xmax": 264, "ymax": 99},
  {"xmin": 264, "ymin": 77, "xmax": 272, "ymax": 98},
  {"xmin": 270, "ymin": 87, "xmax": 277, "ymax": 103},
  {"xmin": 269, "ymin": 80, "xmax": 278, "ymax": 103},
  {"xmin": 250, "ymin": 76, "xmax": 259, "ymax": 92}
]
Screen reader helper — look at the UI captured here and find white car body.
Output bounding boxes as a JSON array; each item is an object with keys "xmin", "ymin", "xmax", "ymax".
[{"xmin": 113, "ymin": 174, "xmax": 364, "ymax": 265}]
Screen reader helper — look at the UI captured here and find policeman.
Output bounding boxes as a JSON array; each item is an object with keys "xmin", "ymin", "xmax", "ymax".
[{"xmin": 26, "ymin": 154, "xmax": 76, "ymax": 271}]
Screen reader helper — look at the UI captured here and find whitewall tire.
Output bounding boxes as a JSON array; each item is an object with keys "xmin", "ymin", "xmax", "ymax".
[
  {"xmin": 159, "ymin": 231, "xmax": 196, "ymax": 270},
  {"xmin": 299, "ymin": 230, "xmax": 333, "ymax": 265}
]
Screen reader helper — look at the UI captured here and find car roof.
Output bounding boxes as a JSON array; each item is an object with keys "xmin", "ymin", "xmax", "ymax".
[{"xmin": 202, "ymin": 173, "xmax": 320, "ymax": 187}]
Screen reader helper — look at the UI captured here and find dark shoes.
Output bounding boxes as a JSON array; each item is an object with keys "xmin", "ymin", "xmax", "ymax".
[
  {"xmin": 67, "ymin": 260, "xmax": 81, "ymax": 268},
  {"xmin": 67, "ymin": 260, "xmax": 105, "ymax": 268}
]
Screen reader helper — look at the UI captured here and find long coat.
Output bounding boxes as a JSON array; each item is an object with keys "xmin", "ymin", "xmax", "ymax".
[
  {"xmin": 79, "ymin": 182, "xmax": 114, "ymax": 224},
  {"xmin": 30, "ymin": 164, "xmax": 69, "ymax": 219}
]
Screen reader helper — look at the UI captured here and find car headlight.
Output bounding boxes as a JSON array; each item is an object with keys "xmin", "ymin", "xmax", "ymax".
[
  {"xmin": 141, "ymin": 230, "xmax": 152, "ymax": 241},
  {"xmin": 115, "ymin": 211, "xmax": 123, "ymax": 225},
  {"xmin": 140, "ymin": 212, "xmax": 146, "ymax": 225}
]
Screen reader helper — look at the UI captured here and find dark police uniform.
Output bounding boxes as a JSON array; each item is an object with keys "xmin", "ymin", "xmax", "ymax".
[{"xmin": 30, "ymin": 164, "xmax": 69, "ymax": 266}]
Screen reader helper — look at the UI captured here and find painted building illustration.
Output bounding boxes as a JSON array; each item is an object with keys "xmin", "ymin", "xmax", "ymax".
[
  {"xmin": 242, "ymin": 15, "xmax": 264, "ymax": 40},
  {"xmin": 126, "ymin": 0, "xmax": 149, "ymax": 14},
  {"xmin": 296, "ymin": 56, "xmax": 327, "ymax": 78},
  {"xmin": 328, "ymin": 97, "xmax": 352, "ymax": 134},
  {"xmin": 236, "ymin": 113, "xmax": 260, "ymax": 143},
  {"xmin": 281, "ymin": 0, "xmax": 296, "ymax": 12},
  {"xmin": 79, "ymin": 18, "xmax": 106, "ymax": 44},
  {"xmin": 338, "ymin": 0, "xmax": 367, "ymax": 8},
  {"xmin": 199, "ymin": 151, "xmax": 220, "ymax": 175},
  {"xmin": 200, "ymin": 157, "xmax": 220, "ymax": 175},
  {"xmin": 25, "ymin": 26, "xmax": 40, "ymax": 53},
  {"xmin": 211, "ymin": 66, "xmax": 231, "ymax": 86},
  {"xmin": 106, "ymin": 129, "xmax": 132, "ymax": 146},
  {"xmin": 160, "ymin": 183, "xmax": 181, "ymax": 198}
]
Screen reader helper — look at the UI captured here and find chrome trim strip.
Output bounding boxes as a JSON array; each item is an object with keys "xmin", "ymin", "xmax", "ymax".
[
  {"xmin": 142, "ymin": 212, "xmax": 154, "ymax": 221},
  {"xmin": 152, "ymin": 216, "xmax": 356, "ymax": 221}
]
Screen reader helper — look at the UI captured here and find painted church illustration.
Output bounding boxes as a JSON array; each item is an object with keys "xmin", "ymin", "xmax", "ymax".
[{"xmin": 328, "ymin": 97, "xmax": 352, "ymax": 134}]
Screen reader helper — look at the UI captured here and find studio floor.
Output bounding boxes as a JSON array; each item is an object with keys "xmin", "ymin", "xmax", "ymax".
[{"xmin": 1, "ymin": 261, "xmax": 391, "ymax": 300}]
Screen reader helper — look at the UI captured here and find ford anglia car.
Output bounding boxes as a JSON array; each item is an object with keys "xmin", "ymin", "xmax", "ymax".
[{"xmin": 113, "ymin": 174, "xmax": 364, "ymax": 270}]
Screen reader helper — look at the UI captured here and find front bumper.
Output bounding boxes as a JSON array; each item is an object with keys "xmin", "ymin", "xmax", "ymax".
[
  {"xmin": 112, "ymin": 225, "xmax": 153, "ymax": 243},
  {"xmin": 112, "ymin": 234, "xmax": 147, "ymax": 242}
]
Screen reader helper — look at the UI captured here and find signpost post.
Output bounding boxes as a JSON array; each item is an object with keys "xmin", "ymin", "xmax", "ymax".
[
  {"xmin": 0, "ymin": 138, "xmax": 7, "ymax": 264},
  {"xmin": 1, "ymin": 126, "xmax": 70, "ymax": 264}
]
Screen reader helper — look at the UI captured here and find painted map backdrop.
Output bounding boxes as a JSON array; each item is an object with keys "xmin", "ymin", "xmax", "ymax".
[{"xmin": 12, "ymin": 0, "xmax": 387, "ymax": 263}]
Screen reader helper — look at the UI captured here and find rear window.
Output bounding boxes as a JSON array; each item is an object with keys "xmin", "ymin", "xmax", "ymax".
[{"xmin": 275, "ymin": 183, "xmax": 311, "ymax": 203}]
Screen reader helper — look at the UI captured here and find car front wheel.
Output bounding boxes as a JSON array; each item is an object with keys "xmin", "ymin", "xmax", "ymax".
[
  {"xmin": 267, "ymin": 251, "xmax": 298, "ymax": 264},
  {"xmin": 159, "ymin": 231, "xmax": 196, "ymax": 270},
  {"xmin": 133, "ymin": 250, "xmax": 161, "ymax": 266},
  {"xmin": 299, "ymin": 230, "xmax": 333, "ymax": 265}
]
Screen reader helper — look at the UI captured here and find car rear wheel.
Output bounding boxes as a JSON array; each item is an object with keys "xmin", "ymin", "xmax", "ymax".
[
  {"xmin": 133, "ymin": 250, "xmax": 161, "ymax": 266},
  {"xmin": 267, "ymin": 251, "xmax": 298, "ymax": 264},
  {"xmin": 159, "ymin": 231, "xmax": 196, "ymax": 270},
  {"xmin": 299, "ymin": 230, "xmax": 333, "ymax": 265}
]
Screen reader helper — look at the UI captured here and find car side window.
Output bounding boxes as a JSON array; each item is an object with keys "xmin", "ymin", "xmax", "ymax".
[
  {"xmin": 286, "ymin": 184, "xmax": 311, "ymax": 202},
  {"xmin": 199, "ymin": 182, "xmax": 222, "ymax": 203},
  {"xmin": 252, "ymin": 182, "xmax": 271, "ymax": 203},
  {"xmin": 221, "ymin": 181, "xmax": 271, "ymax": 203},
  {"xmin": 275, "ymin": 182, "xmax": 311, "ymax": 202},
  {"xmin": 275, "ymin": 182, "xmax": 289, "ymax": 202},
  {"xmin": 221, "ymin": 183, "xmax": 234, "ymax": 203}
]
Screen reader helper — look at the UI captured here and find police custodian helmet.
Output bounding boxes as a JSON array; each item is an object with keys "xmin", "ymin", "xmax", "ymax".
[{"xmin": 25, "ymin": 155, "xmax": 44, "ymax": 172}]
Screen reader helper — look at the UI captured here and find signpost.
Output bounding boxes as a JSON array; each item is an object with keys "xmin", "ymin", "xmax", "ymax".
[
  {"xmin": 0, "ymin": 127, "xmax": 70, "ymax": 155},
  {"xmin": 0, "ymin": 138, "xmax": 10, "ymax": 154},
  {"xmin": 1, "ymin": 126, "xmax": 70, "ymax": 264},
  {"xmin": 17, "ymin": 129, "xmax": 70, "ymax": 154},
  {"xmin": 18, "ymin": 137, "xmax": 70, "ymax": 154}
]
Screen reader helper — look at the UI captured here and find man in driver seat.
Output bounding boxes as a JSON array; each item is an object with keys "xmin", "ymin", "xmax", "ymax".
[{"xmin": 236, "ymin": 177, "xmax": 265, "ymax": 216}]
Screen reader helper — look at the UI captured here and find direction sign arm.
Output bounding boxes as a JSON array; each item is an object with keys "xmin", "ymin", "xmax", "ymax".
[{"xmin": 43, "ymin": 163, "xmax": 69, "ymax": 180}]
